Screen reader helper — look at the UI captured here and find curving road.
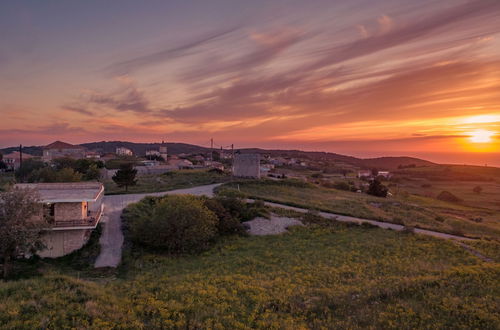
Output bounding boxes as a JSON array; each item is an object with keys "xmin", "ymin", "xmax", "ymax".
[
  {"xmin": 95, "ymin": 183, "xmax": 475, "ymax": 268},
  {"xmin": 94, "ymin": 184, "xmax": 221, "ymax": 268}
]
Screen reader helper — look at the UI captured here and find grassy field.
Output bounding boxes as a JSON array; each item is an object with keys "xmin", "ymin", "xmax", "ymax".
[
  {"xmin": 218, "ymin": 179, "xmax": 500, "ymax": 240},
  {"xmin": 103, "ymin": 169, "xmax": 231, "ymax": 194},
  {"xmin": 1, "ymin": 222, "xmax": 499, "ymax": 329}
]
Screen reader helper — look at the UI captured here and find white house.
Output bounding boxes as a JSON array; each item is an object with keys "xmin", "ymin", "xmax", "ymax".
[{"xmin": 116, "ymin": 147, "xmax": 133, "ymax": 156}]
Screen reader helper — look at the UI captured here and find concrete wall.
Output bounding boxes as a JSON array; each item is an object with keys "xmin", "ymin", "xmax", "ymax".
[
  {"xmin": 38, "ymin": 229, "xmax": 91, "ymax": 258},
  {"xmin": 54, "ymin": 202, "xmax": 83, "ymax": 221},
  {"xmin": 233, "ymin": 154, "xmax": 261, "ymax": 178}
]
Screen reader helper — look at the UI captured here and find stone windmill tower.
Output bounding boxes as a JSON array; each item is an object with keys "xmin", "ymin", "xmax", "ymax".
[{"xmin": 159, "ymin": 140, "xmax": 168, "ymax": 160}]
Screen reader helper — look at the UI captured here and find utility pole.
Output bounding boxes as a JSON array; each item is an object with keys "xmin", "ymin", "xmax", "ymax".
[
  {"xmin": 19, "ymin": 144, "xmax": 23, "ymax": 168},
  {"xmin": 231, "ymin": 144, "xmax": 234, "ymax": 177},
  {"xmin": 210, "ymin": 138, "xmax": 213, "ymax": 162},
  {"xmin": 19, "ymin": 144, "xmax": 23, "ymax": 182}
]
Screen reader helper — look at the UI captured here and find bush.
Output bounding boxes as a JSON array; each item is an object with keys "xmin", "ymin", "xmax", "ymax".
[
  {"xmin": 435, "ymin": 216, "xmax": 445, "ymax": 223},
  {"xmin": 124, "ymin": 195, "xmax": 218, "ymax": 253},
  {"xmin": 436, "ymin": 191, "xmax": 462, "ymax": 203},
  {"xmin": 216, "ymin": 196, "xmax": 269, "ymax": 222},
  {"xmin": 202, "ymin": 198, "xmax": 246, "ymax": 235},
  {"xmin": 367, "ymin": 179, "xmax": 388, "ymax": 197},
  {"xmin": 332, "ymin": 181, "xmax": 350, "ymax": 191}
]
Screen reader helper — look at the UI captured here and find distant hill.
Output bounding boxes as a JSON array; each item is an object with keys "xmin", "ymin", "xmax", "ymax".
[
  {"xmin": 1, "ymin": 140, "xmax": 435, "ymax": 170},
  {"xmin": 360, "ymin": 157, "xmax": 434, "ymax": 170},
  {"xmin": 0, "ymin": 145, "xmax": 43, "ymax": 157},
  {"xmin": 238, "ymin": 148, "xmax": 434, "ymax": 170},
  {"xmin": 79, "ymin": 141, "xmax": 210, "ymax": 156}
]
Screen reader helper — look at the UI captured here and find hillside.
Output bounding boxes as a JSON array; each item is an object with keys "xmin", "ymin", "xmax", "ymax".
[
  {"xmin": 79, "ymin": 141, "xmax": 210, "ymax": 155},
  {"xmin": 2, "ymin": 141, "xmax": 435, "ymax": 170}
]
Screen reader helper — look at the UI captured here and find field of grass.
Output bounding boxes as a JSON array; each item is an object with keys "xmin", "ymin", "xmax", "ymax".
[
  {"xmin": 1, "ymin": 222, "xmax": 499, "ymax": 329},
  {"xmin": 103, "ymin": 169, "xmax": 231, "ymax": 194},
  {"xmin": 218, "ymin": 179, "xmax": 500, "ymax": 239}
]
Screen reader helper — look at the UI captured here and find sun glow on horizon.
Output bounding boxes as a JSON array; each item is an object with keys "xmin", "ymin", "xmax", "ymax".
[{"xmin": 468, "ymin": 129, "xmax": 495, "ymax": 143}]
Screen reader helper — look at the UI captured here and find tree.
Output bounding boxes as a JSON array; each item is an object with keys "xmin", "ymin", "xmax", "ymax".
[
  {"xmin": 473, "ymin": 185, "xmax": 482, "ymax": 194},
  {"xmin": 52, "ymin": 157, "xmax": 77, "ymax": 171},
  {"xmin": 56, "ymin": 168, "xmax": 82, "ymax": 182},
  {"xmin": 0, "ymin": 187, "xmax": 47, "ymax": 279},
  {"xmin": 84, "ymin": 164, "xmax": 101, "ymax": 181},
  {"xmin": 367, "ymin": 179, "xmax": 388, "ymax": 197},
  {"xmin": 0, "ymin": 153, "xmax": 5, "ymax": 171},
  {"xmin": 15, "ymin": 159, "xmax": 45, "ymax": 182},
  {"xmin": 112, "ymin": 163, "xmax": 137, "ymax": 191},
  {"xmin": 29, "ymin": 167, "xmax": 58, "ymax": 182}
]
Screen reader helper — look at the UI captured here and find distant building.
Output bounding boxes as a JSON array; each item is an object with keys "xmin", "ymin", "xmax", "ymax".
[
  {"xmin": 145, "ymin": 150, "xmax": 161, "ymax": 157},
  {"xmin": 206, "ymin": 161, "xmax": 224, "ymax": 171},
  {"xmin": 116, "ymin": 147, "xmax": 133, "ymax": 156},
  {"xmin": 14, "ymin": 182, "xmax": 104, "ymax": 258},
  {"xmin": 42, "ymin": 141, "xmax": 86, "ymax": 162},
  {"xmin": 270, "ymin": 157, "xmax": 287, "ymax": 166},
  {"xmin": 159, "ymin": 141, "xmax": 168, "ymax": 160},
  {"xmin": 377, "ymin": 171, "xmax": 391, "ymax": 178},
  {"xmin": 85, "ymin": 151, "xmax": 101, "ymax": 159},
  {"xmin": 100, "ymin": 153, "xmax": 116, "ymax": 163},
  {"xmin": 357, "ymin": 170, "xmax": 372, "ymax": 178},
  {"xmin": 169, "ymin": 159, "xmax": 194, "ymax": 169},
  {"xmin": 3, "ymin": 151, "xmax": 34, "ymax": 170},
  {"xmin": 233, "ymin": 153, "xmax": 260, "ymax": 178},
  {"xmin": 260, "ymin": 164, "xmax": 275, "ymax": 173}
]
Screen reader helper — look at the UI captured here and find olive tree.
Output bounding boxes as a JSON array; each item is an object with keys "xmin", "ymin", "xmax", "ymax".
[{"xmin": 0, "ymin": 186, "xmax": 47, "ymax": 279}]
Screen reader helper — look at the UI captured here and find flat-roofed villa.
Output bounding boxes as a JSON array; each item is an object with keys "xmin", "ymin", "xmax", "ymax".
[{"xmin": 14, "ymin": 182, "xmax": 104, "ymax": 258}]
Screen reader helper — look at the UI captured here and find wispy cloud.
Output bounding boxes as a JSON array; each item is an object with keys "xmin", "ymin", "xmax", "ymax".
[
  {"xmin": 307, "ymin": 0, "xmax": 500, "ymax": 71},
  {"xmin": 62, "ymin": 105, "xmax": 94, "ymax": 116},
  {"xmin": 104, "ymin": 27, "xmax": 240, "ymax": 76}
]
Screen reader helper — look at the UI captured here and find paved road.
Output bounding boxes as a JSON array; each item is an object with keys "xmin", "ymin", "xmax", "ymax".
[{"xmin": 94, "ymin": 184, "xmax": 221, "ymax": 268}]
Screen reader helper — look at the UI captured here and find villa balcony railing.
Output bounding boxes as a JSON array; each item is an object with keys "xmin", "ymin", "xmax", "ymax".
[{"xmin": 51, "ymin": 205, "xmax": 103, "ymax": 229}]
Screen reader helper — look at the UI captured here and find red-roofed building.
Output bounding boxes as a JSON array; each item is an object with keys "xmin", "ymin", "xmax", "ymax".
[
  {"xmin": 42, "ymin": 141, "xmax": 86, "ymax": 162},
  {"xmin": 3, "ymin": 151, "xmax": 34, "ymax": 170}
]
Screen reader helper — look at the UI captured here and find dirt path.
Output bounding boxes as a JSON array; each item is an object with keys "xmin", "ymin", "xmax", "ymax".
[
  {"xmin": 257, "ymin": 200, "xmax": 476, "ymax": 242},
  {"xmin": 94, "ymin": 184, "xmax": 221, "ymax": 268}
]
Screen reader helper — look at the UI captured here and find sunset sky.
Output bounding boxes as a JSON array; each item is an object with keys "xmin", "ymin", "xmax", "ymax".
[{"xmin": 1, "ymin": 0, "xmax": 499, "ymax": 165}]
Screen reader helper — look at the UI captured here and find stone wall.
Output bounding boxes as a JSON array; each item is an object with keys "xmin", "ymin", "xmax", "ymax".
[
  {"xmin": 233, "ymin": 154, "xmax": 261, "ymax": 178},
  {"xmin": 38, "ymin": 229, "xmax": 91, "ymax": 258}
]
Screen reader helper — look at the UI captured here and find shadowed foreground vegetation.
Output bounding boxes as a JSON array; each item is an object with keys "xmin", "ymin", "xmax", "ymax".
[{"xmin": 1, "ymin": 221, "xmax": 499, "ymax": 329}]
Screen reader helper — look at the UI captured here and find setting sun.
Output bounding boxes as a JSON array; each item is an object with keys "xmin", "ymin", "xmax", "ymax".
[{"xmin": 469, "ymin": 129, "xmax": 495, "ymax": 143}]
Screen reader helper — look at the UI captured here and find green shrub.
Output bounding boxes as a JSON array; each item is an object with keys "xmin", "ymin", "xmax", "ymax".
[
  {"xmin": 367, "ymin": 179, "xmax": 388, "ymax": 197},
  {"xmin": 332, "ymin": 181, "xmax": 350, "ymax": 191},
  {"xmin": 216, "ymin": 197, "xmax": 269, "ymax": 222},
  {"xmin": 202, "ymin": 198, "xmax": 246, "ymax": 236},
  {"xmin": 124, "ymin": 195, "xmax": 218, "ymax": 253},
  {"xmin": 436, "ymin": 191, "xmax": 462, "ymax": 203}
]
